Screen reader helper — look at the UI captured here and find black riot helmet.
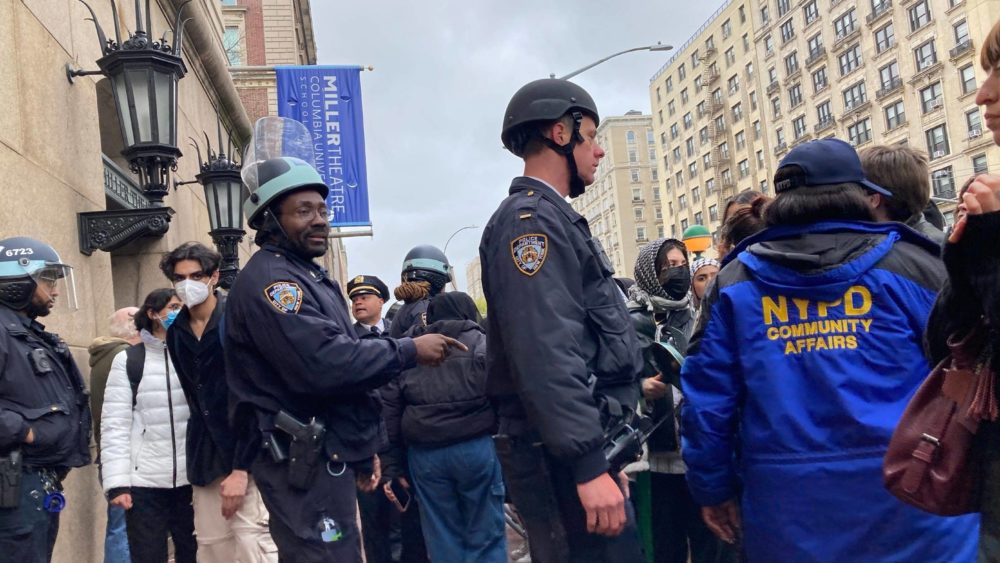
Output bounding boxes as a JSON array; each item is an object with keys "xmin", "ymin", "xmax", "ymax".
[
  {"xmin": 501, "ymin": 78, "xmax": 600, "ymax": 199},
  {"xmin": 400, "ymin": 245, "xmax": 452, "ymax": 295},
  {"xmin": 0, "ymin": 237, "xmax": 78, "ymax": 313}
]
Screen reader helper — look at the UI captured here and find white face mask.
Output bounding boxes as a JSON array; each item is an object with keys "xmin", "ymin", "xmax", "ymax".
[{"xmin": 175, "ymin": 279, "xmax": 211, "ymax": 308}]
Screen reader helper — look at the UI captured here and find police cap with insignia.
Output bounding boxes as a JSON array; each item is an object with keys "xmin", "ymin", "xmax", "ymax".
[{"xmin": 347, "ymin": 275, "xmax": 389, "ymax": 301}]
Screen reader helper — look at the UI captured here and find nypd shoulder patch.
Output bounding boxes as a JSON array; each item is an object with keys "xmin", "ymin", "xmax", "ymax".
[
  {"xmin": 511, "ymin": 234, "xmax": 548, "ymax": 276},
  {"xmin": 264, "ymin": 281, "xmax": 304, "ymax": 314}
]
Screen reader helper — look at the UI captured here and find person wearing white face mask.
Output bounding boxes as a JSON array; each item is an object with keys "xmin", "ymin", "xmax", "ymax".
[{"xmin": 160, "ymin": 242, "xmax": 278, "ymax": 563}]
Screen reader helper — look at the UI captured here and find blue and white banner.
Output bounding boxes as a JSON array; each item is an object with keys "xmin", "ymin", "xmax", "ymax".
[{"xmin": 276, "ymin": 65, "xmax": 371, "ymax": 227}]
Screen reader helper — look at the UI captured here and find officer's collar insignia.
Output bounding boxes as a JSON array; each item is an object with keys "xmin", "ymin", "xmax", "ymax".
[
  {"xmin": 264, "ymin": 281, "xmax": 304, "ymax": 314},
  {"xmin": 511, "ymin": 234, "xmax": 548, "ymax": 276}
]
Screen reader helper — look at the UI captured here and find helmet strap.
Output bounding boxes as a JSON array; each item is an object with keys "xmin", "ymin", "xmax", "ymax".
[{"xmin": 541, "ymin": 112, "xmax": 586, "ymax": 199}]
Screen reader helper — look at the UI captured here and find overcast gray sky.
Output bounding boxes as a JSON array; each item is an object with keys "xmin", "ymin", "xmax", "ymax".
[{"xmin": 312, "ymin": 0, "xmax": 722, "ymax": 303}]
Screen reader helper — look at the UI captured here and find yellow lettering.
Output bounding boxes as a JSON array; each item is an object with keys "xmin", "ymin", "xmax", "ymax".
[
  {"xmin": 792, "ymin": 298, "xmax": 810, "ymax": 320},
  {"xmin": 817, "ymin": 298, "xmax": 842, "ymax": 318},
  {"xmin": 785, "ymin": 341, "xmax": 797, "ymax": 355},
  {"xmin": 832, "ymin": 335, "xmax": 846, "ymax": 348},
  {"xmin": 845, "ymin": 286, "xmax": 872, "ymax": 316},
  {"xmin": 767, "ymin": 327, "xmax": 779, "ymax": 340},
  {"xmin": 815, "ymin": 336, "xmax": 828, "ymax": 350},
  {"xmin": 762, "ymin": 296, "xmax": 788, "ymax": 325},
  {"xmin": 779, "ymin": 325, "xmax": 792, "ymax": 339},
  {"xmin": 860, "ymin": 318, "xmax": 873, "ymax": 332},
  {"xmin": 846, "ymin": 335, "xmax": 858, "ymax": 349}
]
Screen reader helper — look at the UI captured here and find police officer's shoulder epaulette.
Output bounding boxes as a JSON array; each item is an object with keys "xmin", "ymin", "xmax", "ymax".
[{"xmin": 512, "ymin": 189, "xmax": 542, "ymax": 220}]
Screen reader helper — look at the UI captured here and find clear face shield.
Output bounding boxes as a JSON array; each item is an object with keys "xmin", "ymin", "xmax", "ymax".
[
  {"xmin": 30, "ymin": 263, "xmax": 79, "ymax": 314},
  {"xmin": 242, "ymin": 116, "xmax": 319, "ymax": 196}
]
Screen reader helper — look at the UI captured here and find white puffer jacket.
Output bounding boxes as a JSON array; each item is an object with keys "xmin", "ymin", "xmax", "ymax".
[{"xmin": 101, "ymin": 335, "xmax": 190, "ymax": 492}]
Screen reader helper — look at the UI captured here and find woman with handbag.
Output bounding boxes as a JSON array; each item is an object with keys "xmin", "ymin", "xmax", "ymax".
[{"xmin": 923, "ymin": 19, "xmax": 1000, "ymax": 560}]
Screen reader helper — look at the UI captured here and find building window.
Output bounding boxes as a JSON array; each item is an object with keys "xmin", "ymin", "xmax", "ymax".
[
  {"xmin": 931, "ymin": 167, "xmax": 955, "ymax": 198},
  {"xmin": 681, "ymin": 218, "xmax": 689, "ymax": 231},
  {"xmin": 843, "ymin": 81, "xmax": 867, "ymax": 108},
  {"xmin": 692, "ymin": 51, "xmax": 701, "ymax": 69},
  {"xmin": 812, "ymin": 67, "xmax": 828, "ymax": 93},
  {"xmin": 879, "ymin": 61, "xmax": 900, "ymax": 91},
  {"xmin": 693, "ymin": 187, "xmax": 701, "ymax": 203},
  {"xmin": 686, "ymin": 138, "xmax": 696, "ymax": 157},
  {"xmin": 629, "ymin": 149, "xmax": 639, "ymax": 163},
  {"xmin": 706, "ymin": 178, "xmax": 716, "ymax": 193},
  {"xmin": 728, "ymin": 75, "xmax": 740, "ymax": 94},
  {"xmin": 789, "ymin": 84, "xmax": 803, "ymax": 108},
  {"xmin": 726, "ymin": 48, "xmax": 737, "ymax": 67},
  {"xmin": 739, "ymin": 5, "xmax": 747, "ymax": 23},
  {"xmin": 757, "ymin": 149, "xmax": 765, "ymax": 168},
  {"xmin": 679, "ymin": 194, "xmax": 688, "ymax": 209},
  {"xmin": 666, "ymin": 77, "xmax": 673, "ymax": 92},
  {"xmin": 776, "ymin": 128, "xmax": 786, "ymax": 146},
  {"xmin": 703, "ymin": 153, "xmax": 712, "ymax": 169},
  {"xmin": 679, "ymin": 63, "xmax": 687, "ymax": 81},
  {"xmin": 649, "ymin": 146, "xmax": 656, "ymax": 161},
  {"xmin": 684, "ymin": 113, "xmax": 693, "ymax": 129},
  {"xmin": 626, "ymin": 130, "xmax": 636, "ymax": 144},
  {"xmin": 630, "ymin": 169, "xmax": 640, "ymax": 183},
  {"xmin": 875, "ymin": 22, "xmax": 895, "ymax": 54},
  {"xmin": 681, "ymin": 88, "xmax": 690, "ymax": 105},
  {"xmin": 908, "ymin": 0, "xmax": 932, "ymax": 32},
  {"xmin": 885, "ymin": 100, "xmax": 906, "ymax": 130},
  {"xmin": 723, "ymin": 19, "xmax": 733, "ymax": 38},
  {"xmin": 839, "ymin": 44, "xmax": 862, "ymax": 76},
  {"xmin": 808, "ymin": 34, "xmax": 823, "ymax": 58},
  {"xmin": 732, "ymin": 103, "xmax": 743, "ymax": 121},
  {"xmin": 652, "ymin": 168, "xmax": 659, "ymax": 182},
  {"xmin": 700, "ymin": 126, "xmax": 710, "ymax": 145},
  {"xmin": 753, "ymin": 120, "xmax": 762, "ymax": 140},
  {"xmin": 803, "ymin": 0, "xmax": 819, "ymax": 24},
  {"xmin": 709, "ymin": 204, "xmax": 719, "ymax": 222},
  {"xmin": 778, "ymin": 0, "xmax": 791, "ymax": 17},
  {"xmin": 719, "ymin": 140, "xmax": 730, "ymax": 160},
  {"xmin": 750, "ymin": 90, "xmax": 758, "ymax": 111},
  {"xmin": 223, "ymin": 26, "xmax": 243, "ymax": 66},
  {"xmin": 632, "ymin": 187, "xmax": 642, "ymax": 201},
  {"xmin": 834, "ymin": 9, "xmax": 857, "ymax": 39},
  {"xmin": 735, "ymin": 130, "xmax": 746, "ymax": 151},
  {"xmin": 914, "ymin": 40, "xmax": 938, "ymax": 71},
  {"xmin": 706, "ymin": 35, "xmax": 716, "ymax": 50},
  {"xmin": 919, "ymin": 82, "xmax": 943, "ymax": 113},
  {"xmin": 745, "ymin": 62, "xmax": 754, "ymax": 81},
  {"xmin": 772, "ymin": 97, "xmax": 781, "ymax": 118},
  {"xmin": 960, "ymin": 65, "xmax": 977, "ymax": 95},
  {"xmin": 765, "ymin": 35, "xmax": 775, "ymax": 56},
  {"xmin": 793, "ymin": 116, "xmax": 807, "ymax": 138},
  {"xmin": 973, "ymin": 154, "xmax": 989, "ymax": 174},
  {"xmin": 781, "ymin": 19, "xmax": 795, "ymax": 43},
  {"xmin": 688, "ymin": 162, "xmax": 698, "ymax": 179},
  {"xmin": 848, "ymin": 118, "xmax": 872, "ymax": 146},
  {"xmin": 925, "ymin": 124, "xmax": 950, "ymax": 158},
  {"xmin": 760, "ymin": 5, "xmax": 770, "ymax": 25},
  {"xmin": 954, "ymin": 19, "xmax": 970, "ymax": 45},
  {"xmin": 636, "ymin": 226, "xmax": 647, "ymax": 241},
  {"xmin": 668, "ymin": 100, "xmax": 676, "ymax": 116},
  {"xmin": 785, "ymin": 52, "xmax": 799, "ymax": 75},
  {"xmin": 760, "ymin": 179, "xmax": 769, "ymax": 193},
  {"xmin": 695, "ymin": 211, "xmax": 704, "ymax": 225},
  {"xmin": 634, "ymin": 207, "xmax": 644, "ymax": 220},
  {"xmin": 967, "ymin": 108, "xmax": 982, "ymax": 136},
  {"xmin": 743, "ymin": 33, "xmax": 750, "ymax": 53},
  {"xmin": 672, "ymin": 147, "xmax": 681, "ymax": 162},
  {"xmin": 670, "ymin": 124, "xmax": 679, "ymax": 140},
  {"xmin": 675, "ymin": 171, "xmax": 683, "ymax": 186},
  {"xmin": 739, "ymin": 159, "xmax": 751, "ymax": 178}
]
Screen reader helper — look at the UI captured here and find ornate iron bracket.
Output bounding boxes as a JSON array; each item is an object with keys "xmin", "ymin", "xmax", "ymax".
[
  {"xmin": 78, "ymin": 207, "xmax": 175, "ymax": 255},
  {"xmin": 210, "ymin": 228, "xmax": 245, "ymax": 289}
]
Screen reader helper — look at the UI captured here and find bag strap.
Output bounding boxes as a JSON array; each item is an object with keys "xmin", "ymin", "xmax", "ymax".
[{"xmin": 124, "ymin": 344, "xmax": 145, "ymax": 409}]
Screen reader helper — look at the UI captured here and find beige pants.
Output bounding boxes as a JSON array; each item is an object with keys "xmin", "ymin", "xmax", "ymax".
[{"xmin": 192, "ymin": 476, "xmax": 279, "ymax": 563}]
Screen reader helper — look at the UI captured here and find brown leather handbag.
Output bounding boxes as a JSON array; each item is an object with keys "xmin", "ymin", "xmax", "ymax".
[{"xmin": 883, "ymin": 322, "xmax": 996, "ymax": 516}]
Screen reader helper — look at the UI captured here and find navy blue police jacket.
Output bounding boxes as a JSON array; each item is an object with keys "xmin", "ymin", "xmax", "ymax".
[
  {"xmin": 225, "ymin": 244, "xmax": 418, "ymax": 464},
  {"xmin": 480, "ymin": 177, "xmax": 643, "ymax": 483},
  {"xmin": 0, "ymin": 306, "xmax": 91, "ymax": 468}
]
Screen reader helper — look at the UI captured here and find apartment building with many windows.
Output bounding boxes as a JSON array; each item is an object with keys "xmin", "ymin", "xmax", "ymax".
[
  {"xmin": 570, "ymin": 112, "xmax": 663, "ymax": 275},
  {"xmin": 649, "ymin": 0, "xmax": 775, "ymax": 243},
  {"xmin": 650, "ymin": 0, "xmax": 1000, "ymax": 241}
]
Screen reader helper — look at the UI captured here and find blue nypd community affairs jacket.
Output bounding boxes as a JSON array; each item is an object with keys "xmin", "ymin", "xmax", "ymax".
[{"xmin": 680, "ymin": 222, "xmax": 979, "ymax": 562}]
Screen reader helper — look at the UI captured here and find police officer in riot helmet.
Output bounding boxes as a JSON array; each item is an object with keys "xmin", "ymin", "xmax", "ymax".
[
  {"xmin": 480, "ymin": 79, "xmax": 646, "ymax": 562},
  {"xmin": 0, "ymin": 237, "xmax": 91, "ymax": 562},
  {"xmin": 389, "ymin": 245, "xmax": 452, "ymax": 338},
  {"xmin": 224, "ymin": 117, "xmax": 464, "ymax": 563}
]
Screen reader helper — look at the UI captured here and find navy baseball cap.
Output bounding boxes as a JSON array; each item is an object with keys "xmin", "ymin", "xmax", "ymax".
[{"xmin": 774, "ymin": 138, "xmax": 892, "ymax": 197}]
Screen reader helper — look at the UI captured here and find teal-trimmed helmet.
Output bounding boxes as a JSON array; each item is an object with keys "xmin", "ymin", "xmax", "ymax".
[
  {"xmin": 0, "ymin": 237, "xmax": 78, "ymax": 312},
  {"xmin": 242, "ymin": 117, "xmax": 329, "ymax": 229},
  {"xmin": 401, "ymin": 245, "xmax": 452, "ymax": 294}
]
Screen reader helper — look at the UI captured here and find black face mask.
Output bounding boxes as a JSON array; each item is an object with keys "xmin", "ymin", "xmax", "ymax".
[{"xmin": 658, "ymin": 266, "xmax": 691, "ymax": 301}]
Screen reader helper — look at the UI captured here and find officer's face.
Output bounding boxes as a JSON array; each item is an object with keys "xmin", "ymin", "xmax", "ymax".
[
  {"xmin": 571, "ymin": 117, "xmax": 604, "ymax": 186},
  {"xmin": 28, "ymin": 278, "xmax": 58, "ymax": 317},
  {"xmin": 351, "ymin": 293, "xmax": 384, "ymax": 325},
  {"xmin": 277, "ymin": 189, "xmax": 330, "ymax": 258}
]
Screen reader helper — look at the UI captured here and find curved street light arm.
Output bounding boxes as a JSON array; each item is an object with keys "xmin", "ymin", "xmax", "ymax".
[{"xmin": 552, "ymin": 43, "xmax": 674, "ymax": 81}]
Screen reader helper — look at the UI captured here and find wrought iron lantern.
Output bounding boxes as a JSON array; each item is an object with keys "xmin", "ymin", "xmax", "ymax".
[
  {"xmin": 72, "ymin": 0, "xmax": 191, "ymax": 255},
  {"xmin": 192, "ymin": 133, "xmax": 247, "ymax": 289}
]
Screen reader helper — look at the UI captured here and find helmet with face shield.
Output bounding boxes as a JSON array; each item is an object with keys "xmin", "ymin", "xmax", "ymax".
[
  {"xmin": 242, "ymin": 117, "xmax": 329, "ymax": 230},
  {"xmin": 0, "ymin": 237, "xmax": 78, "ymax": 313}
]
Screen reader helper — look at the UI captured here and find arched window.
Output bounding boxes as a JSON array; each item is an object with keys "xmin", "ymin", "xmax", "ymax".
[{"xmin": 626, "ymin": 130, "xmax": 636, "ymax": 144}]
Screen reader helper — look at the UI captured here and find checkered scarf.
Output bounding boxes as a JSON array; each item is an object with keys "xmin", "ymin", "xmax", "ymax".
[{"xmin": 631, "ymin": 238, "xmax": 689, "ymax": 314}]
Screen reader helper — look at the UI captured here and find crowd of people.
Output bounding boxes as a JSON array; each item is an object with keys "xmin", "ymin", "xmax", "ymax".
[{"xmin": 2, "ymin": 17, "xmax": 1000, "ymax": 563}]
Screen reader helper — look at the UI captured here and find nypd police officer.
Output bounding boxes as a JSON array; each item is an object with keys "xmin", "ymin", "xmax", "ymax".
[
  {"xmin": 479, "ymin": 79, "xmax": 645, "ymax": 562},
  {"xmin": 388, "ymin": 245, "xmax": 451, "ymax": 338},
  {"xmin": 224, "ymin": 117, "xmax": 464, "ymax": 562},
  {"xmin": 0, "ymin": 237, "xmax": 91, "ymax": 562}
]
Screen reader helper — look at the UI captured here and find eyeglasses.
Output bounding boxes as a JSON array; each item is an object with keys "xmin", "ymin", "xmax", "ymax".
[{"xmin": 293, "ymin": 206, "xmax": 331, "ymax": 222}]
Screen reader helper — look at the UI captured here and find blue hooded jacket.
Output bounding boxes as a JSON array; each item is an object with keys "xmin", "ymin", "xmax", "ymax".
[{"xmin": 680, "ymin": 221, "xmax": 978, "ymax": 562}]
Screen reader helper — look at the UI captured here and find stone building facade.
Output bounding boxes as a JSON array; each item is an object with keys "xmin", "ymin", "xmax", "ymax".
[
  {"xmin": 649, "ymin": 0, "xmax": 1000, "ymax": 241},
  {"xmin": 570, "ymin": 112, "xmax": 664, "ymax": 276}
]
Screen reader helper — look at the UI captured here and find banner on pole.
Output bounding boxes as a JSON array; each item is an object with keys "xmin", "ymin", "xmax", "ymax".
[{"xmin": 275, "ymin": 65, "xmax": 371, "ymax": 227}]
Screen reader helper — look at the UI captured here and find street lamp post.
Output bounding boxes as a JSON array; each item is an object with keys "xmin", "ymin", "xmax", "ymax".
[
  {"xmin": 444, "ymin": 225, "xmax": 479, "ymax": 256},
  {"xmin": 550, "ymin": 42, "xmax": 674, "ymax": 80}
]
